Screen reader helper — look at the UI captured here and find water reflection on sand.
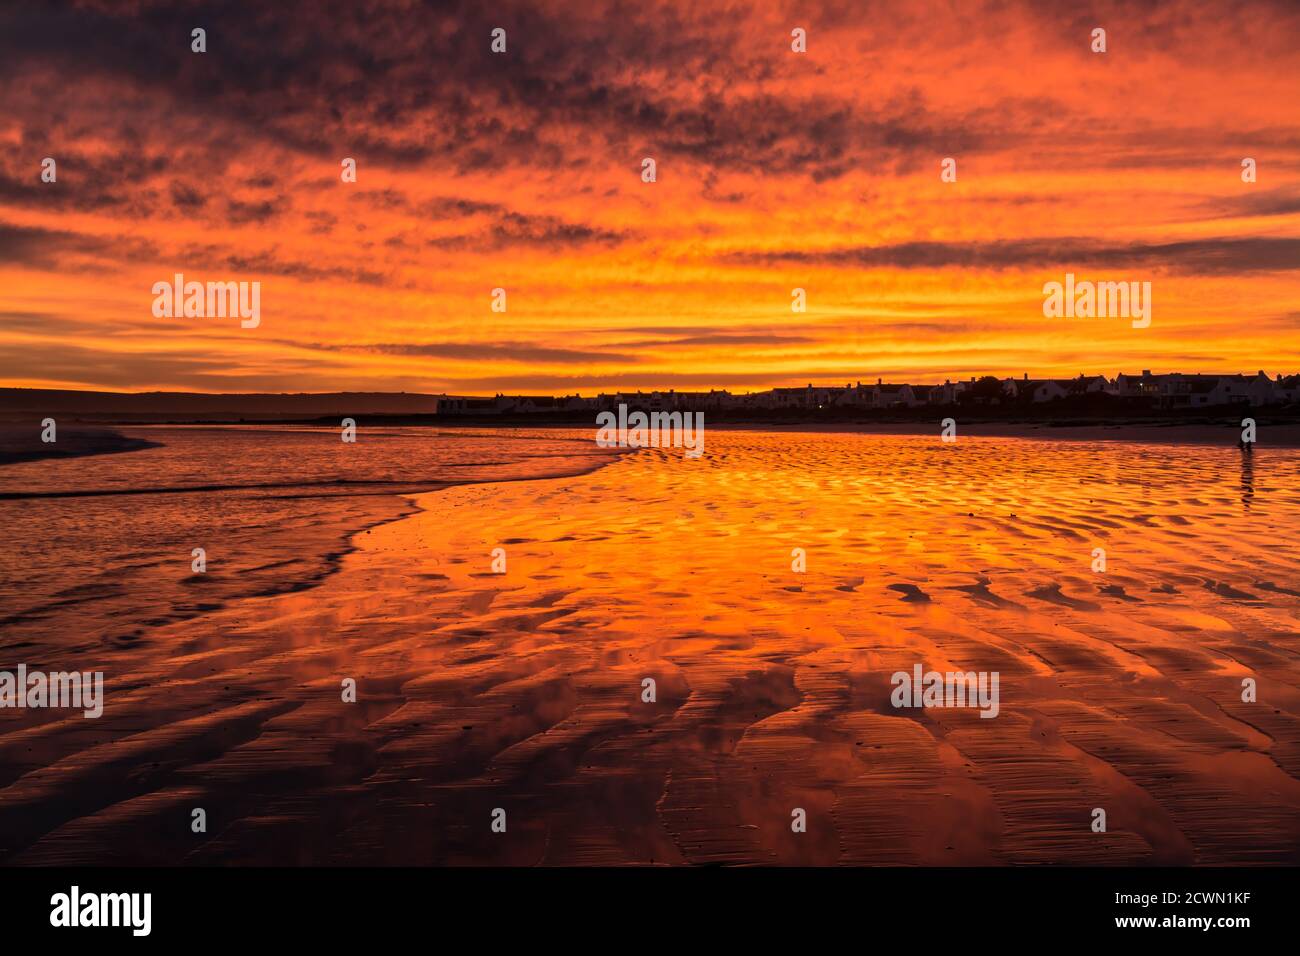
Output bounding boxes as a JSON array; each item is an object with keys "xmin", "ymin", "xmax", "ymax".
[{"xmin": 2, "ymin": 430, "xmax": 1298, "ymax": 865}]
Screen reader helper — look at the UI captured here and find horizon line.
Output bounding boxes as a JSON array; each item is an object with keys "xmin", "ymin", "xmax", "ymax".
[{"xmin": 1, "ymin": 367, "xmax": 1296, "ymax": 400}]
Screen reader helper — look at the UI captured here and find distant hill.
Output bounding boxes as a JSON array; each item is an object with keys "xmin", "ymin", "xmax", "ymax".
[{"xmin": 0, "ymin": 388, "xmax": 443, "ymax": 423}]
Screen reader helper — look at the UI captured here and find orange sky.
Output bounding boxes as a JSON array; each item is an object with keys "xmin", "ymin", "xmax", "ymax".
[{"xmin": 1, "ymin": 0, "xmax": 1298, "ymax": 395}]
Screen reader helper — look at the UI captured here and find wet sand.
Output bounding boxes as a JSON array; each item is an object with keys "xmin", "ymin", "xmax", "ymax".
[
  {"xmin": 0, "ymin": 426, "xmax": 617, "ymax": 646},
  {"xmin": 715, "ymin": 420, "xmax": 1300, "ymax": 447},
  {"xmin": 0, "ymin": 426, "xmax": 162, "ymax": 466},
  {"xmin": 2, "ymin": 431, "xmax": 1298, "ymax": 865}
]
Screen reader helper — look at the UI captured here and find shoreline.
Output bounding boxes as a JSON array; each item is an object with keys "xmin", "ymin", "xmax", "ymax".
[
  {"xmin": 9, "ymin": 419, "xmax": 1294, "ymax": 451},
  {"xmin": 0, "ymin": 426, "xmax": 163, "ymax": 466}
]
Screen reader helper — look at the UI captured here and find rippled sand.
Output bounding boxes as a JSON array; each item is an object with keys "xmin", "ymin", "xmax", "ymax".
[
  {"xmin": 0, "ymin": 426, "xmax": 615, "ymax": 643},
  {"xmin": 3, "ymin": 431, "xmax": 1299, "ymax": 865}
]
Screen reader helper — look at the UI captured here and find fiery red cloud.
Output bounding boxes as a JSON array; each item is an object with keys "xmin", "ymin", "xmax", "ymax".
[{"xmin": 1, "ymin": 0, "xmax": 1298, "ymax": 394}]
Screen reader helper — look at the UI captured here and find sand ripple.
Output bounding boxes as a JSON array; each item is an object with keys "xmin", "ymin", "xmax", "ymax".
[{"xmin": 2, "ymin": 431, "xmax": 1298, "ymax": 865}]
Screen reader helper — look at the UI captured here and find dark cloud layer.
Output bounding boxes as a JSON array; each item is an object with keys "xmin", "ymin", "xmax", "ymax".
[
  {"xmin": 329, "ymin": 341, "xmax": 637, "ymax": 364},
  {"xmin": 728, "ymin": 236, "xmax": 1300, "ymax": 275},
  {"xmin": 0, "ymin": 221, "xmax": 157, "ymax": 270},
  {"xmin": 2, "ymin": 1, "xmax": 1298, "ymax": 391},
  {"xmin": 0, "ymin": 0, "xmax": 1004, "ymax": 182}
]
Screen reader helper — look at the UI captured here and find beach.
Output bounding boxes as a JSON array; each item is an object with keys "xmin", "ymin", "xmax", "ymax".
[{"xmin": 1, "ymin": 428, "xmax": 1298, "ymax": 865}]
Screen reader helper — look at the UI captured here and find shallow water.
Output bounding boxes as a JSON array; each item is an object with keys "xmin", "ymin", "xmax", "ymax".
[
  {"xmin": 0, "ymin": 426, "xmax": 616, "ymax": 643},
  {"xmin": 1, "ymin": 429, "xmax": 1298, "ymax": 864}
]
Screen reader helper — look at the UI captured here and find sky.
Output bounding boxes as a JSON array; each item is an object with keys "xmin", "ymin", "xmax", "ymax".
[{"xmin": 1, "ymin": 0, "xmax": 1298, "ymax": 396}]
